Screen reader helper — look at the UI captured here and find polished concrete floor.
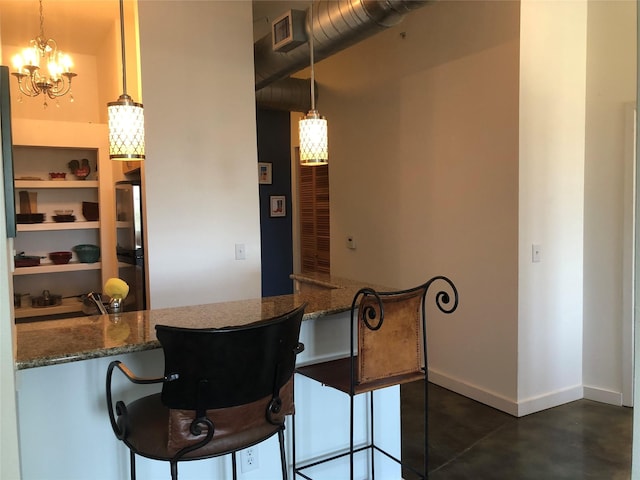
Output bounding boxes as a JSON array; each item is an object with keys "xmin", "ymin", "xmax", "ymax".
[{"xmin": 400, "ymin": 382, "xmax": 632, "ymax": 479}]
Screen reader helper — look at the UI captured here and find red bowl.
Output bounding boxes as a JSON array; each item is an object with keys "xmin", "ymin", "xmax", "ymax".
[{"xmin": 49, "ymin": 251, "xmax": 72, "ymax": 265}]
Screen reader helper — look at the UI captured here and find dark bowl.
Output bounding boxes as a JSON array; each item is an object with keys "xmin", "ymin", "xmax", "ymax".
[
  {"xmin": 73, "ymin": 244, "xmax": 100, "ymax": 263},
  {"xmin": 49, "ymin": 251, "xmax": 72, "ymax": 265},
  {"xmin": 82, "ymin": 202, "xmax": 99, "ymax": 221}
]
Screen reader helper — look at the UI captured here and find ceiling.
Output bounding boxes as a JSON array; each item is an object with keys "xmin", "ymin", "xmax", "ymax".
[
  {"xmin": 0, "ymin": 0, "xmax": 118, "ymax": 56},
  {"xmin": 0, "ymin": 1, "xmax": 304, "ymax": 57}
]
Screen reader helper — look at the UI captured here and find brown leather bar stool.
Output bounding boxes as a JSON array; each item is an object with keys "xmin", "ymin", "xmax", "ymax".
[
  {"xmin": 293, "ymin": 277, "xmax": 458, "ymax": 479},
  {"xmin": 106, "ymin": 303, "xmax": 307, "ymax": 480}
]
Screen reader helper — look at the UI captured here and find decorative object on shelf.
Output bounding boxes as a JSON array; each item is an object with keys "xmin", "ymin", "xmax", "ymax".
[
  {"xmin": 298, "ymin": 0, "xmax": 328, "ymax": 166},
  {"xmin": 108, "ymin": 0, "xmax": 145, "ymax": 161},
  {"xmin": 67, "ymin": 158, "xmax": 91, "ymax": 179},
  {"xmin": 31, "ymin": 289, "xmax": 62, "ymax": 308},
  {"xmin": 18, "ymin": 190, "xmax": 37, "ymax": 214},
  {"xmin": 53, "ymin": 209, "xmax": 73, "ymax": 216},
  {"xmin": 49, "ymin": 172, "xmax": 66, "ymax": 180},
  {"xmin": 52, "ymin": 213, "xmax": 75, "ymax": 222},
  {"xmin": 14, "ymin": 293, "xmax": 29, "ymax": 308},
  {"xmin": 73, "ymin": 244, "xmax": 100, "ymax": 263},
  {"xmin": 16, "ymin": 213, "xmax": 45, "ymax": 224},
  {"xmin": 82, "ymin": 201, "xmax": 99, "ymax": 221},
  {"xmin": 104, "ymin": 277, "xmax": 129, "ymax": 315},
  {"xmin": 14, "ymin": 253, "xmax": 41, "ymax": 267},
  {"xmin": 10, "ymin": 0, "xmax": 77, "ymax": 107},
  {"xmin": 258, "ymin": 162, "xmax": 272, "ymax": 184},
  {"xmin": 49, "ymin": 251, "xmax": 72, "ymax": 264},
  {"xmin": 270, "ymin": 195, "xmax": 286, "ymax": 217}
]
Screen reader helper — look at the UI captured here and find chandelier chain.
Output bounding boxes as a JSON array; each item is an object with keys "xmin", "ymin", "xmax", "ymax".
[{"xmin": 39, "ymin": 0, "xmax": 45, "ymax": 39}]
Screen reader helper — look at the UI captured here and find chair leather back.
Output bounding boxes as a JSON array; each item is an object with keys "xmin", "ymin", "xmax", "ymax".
[
  {"xmin": 156, "ymin": 304, "xmax": 306, "ymax": 411},
  {"xmin": 357, "ymin": 287, "xmax": 426, "ymax": 383}
]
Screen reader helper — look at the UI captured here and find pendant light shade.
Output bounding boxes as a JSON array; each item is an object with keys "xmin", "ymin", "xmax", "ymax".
[
  {"xmin": 108, "ymin": 94, "xmax": 145, "ymax": 159},
  {"xmin": 298, "ymin": 1, "xmax": 327, "ymax": 166},
  {"xmin": 299, "ymin": 110, "xmax": 328, "ymax": 165},
  {"xmin": 109, "ymin": 0, "xmax": 145, "ymax": 160}
]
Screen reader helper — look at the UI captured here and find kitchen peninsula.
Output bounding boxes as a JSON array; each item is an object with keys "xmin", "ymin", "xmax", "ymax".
[{"xmin": 14, "ymin": 275, "xmax": 403, "ymax": 480}]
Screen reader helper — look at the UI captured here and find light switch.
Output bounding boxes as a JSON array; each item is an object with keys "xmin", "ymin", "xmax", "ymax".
[
  {"xmin": 532, "ymin": 244, "xmax": 541, "ymax": 263},
  {"xmin": 235, "ymin": 244, "xmax": 246, "ymax": 260},
  {"xmin": 347, "ymin": 236, "xmax": 356, "ymax": 250}
]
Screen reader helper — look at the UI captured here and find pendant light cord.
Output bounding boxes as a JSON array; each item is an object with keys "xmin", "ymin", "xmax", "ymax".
[
  {"xmin": 118, "ymin": 0, "xmax": 128, "ymax": 96},
  {"xmin": 309, "ymin": 1, "xmax": 315, "ymax": 111}
]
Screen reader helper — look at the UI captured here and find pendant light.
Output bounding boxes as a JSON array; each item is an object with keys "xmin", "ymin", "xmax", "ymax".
[
  {"xmin": 108, "ymin": 0, "xmax": 145, "ymax": 160},
  {"xmin": 298, "ymin": 1, "xmax": 328, "ymax": 166}
]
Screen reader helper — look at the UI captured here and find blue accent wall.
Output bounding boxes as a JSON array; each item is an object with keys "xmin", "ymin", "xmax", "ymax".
[{"xmin": 257, "ymin": 108, "xmax": 293, "ymax": 297}]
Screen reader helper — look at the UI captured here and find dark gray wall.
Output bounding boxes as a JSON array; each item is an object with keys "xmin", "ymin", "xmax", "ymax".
[{"xmin": 257, "ymin": 108, "xmax": 293, "ymax": 297}]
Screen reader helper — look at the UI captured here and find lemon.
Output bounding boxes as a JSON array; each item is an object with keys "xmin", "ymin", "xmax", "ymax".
[{"xmin": 104, "ymin": 278, "xmax": 129, "ymax": 300}]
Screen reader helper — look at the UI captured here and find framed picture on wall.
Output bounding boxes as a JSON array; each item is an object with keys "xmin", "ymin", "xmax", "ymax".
[
  {"xmin": 258, "ymin": 162, "xmax": 272, "ymax": 184},
  {"xmin": 270, "ymin": 195, "xmax": 286, "ymax": 217}
]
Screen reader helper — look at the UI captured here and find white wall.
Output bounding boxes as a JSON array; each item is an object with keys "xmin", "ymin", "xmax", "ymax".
[
  {"xmin": 138, "ymin": 1, "xmax": 262, "ymax": 308},
  {"xmin": 517, "ymin": 0, "xmax": 587, "ymax": 416},
  {"xmin": 306, "ymin": 1, "xmax": 521, "ymax": 412},
  {"xmin": 0, "ymin": 24, "xmax": 24, "ymax": 479},
  {"xmin": 0, "ymin": 150, "xmax": 21, "ymax": 480},
  {"xmin": 583, "ymin": 0, "xmax": 637, "ymax": 406},
  {"xmin": 295, "ymin": 0, "xmax": 632, "ymax": 417}
]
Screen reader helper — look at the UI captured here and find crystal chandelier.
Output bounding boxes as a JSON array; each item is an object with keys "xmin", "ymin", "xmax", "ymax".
[
  {"xmin": 299, "ymin": 1, "xmax": 328, "ymax": 166},
  {"xmin": 11, "ymin": 0, "xmax": 77, "ymax": 107},
  {"xmin": 108, "ymin": 0, "xmax": 145, "ymax": 160}
]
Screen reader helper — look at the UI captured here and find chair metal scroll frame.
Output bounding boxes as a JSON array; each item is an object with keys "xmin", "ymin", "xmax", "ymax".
[
  {"xmin": 293, "ymin": 276, "xmax": 458, "ymax": 479},
  {"xmin": 106, "ymin": 303, "xmax": 307, "ymax": 480}
]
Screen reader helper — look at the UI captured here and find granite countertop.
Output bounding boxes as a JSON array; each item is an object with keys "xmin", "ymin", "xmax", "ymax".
[{"xmin": 15, "ymin": 275, "xmax": 384, "ymax": 370}]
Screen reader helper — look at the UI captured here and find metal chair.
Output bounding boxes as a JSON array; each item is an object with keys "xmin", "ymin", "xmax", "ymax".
[
  {"xmin": 106, "ymin": 303, "xmax": 307, "ymax": 480},
  {"xmin": 293, "ymin": 277, "xmax": 458, "ymax": 479}
]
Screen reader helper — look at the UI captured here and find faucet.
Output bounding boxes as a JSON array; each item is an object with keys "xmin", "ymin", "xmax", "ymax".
[{"xmin": 87, "ymin": 292, "xmax": 108, "ymax": 315}]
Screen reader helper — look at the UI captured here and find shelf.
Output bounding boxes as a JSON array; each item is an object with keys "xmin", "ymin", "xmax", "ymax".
[
  {"xmin": 17, "ymin": 221, "xmax": 100, "ymax": 232},
  {"xmin": 14, "ymin": 180, "xmax": 99, "ymax": 189},
  {"xmin": 14, "ymin": 262, "xmax": 102, "ymax": 276},
  {"xmin": 14, "ymin": 297, "xmax": 84, "ymax": 319}
]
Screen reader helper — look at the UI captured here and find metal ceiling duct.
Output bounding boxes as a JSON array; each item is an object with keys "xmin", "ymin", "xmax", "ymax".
[
  {"xmin": 253, "ymin": 0, "xmax": 429, "ymax": 111},
  {"xmin": 255, "ymin": 78, "xmax": 315, "ymax": 113}
]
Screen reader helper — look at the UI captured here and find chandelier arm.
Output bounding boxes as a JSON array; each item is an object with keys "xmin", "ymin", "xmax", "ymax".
[
  {"xmin": 15, "ymin": 79, "xmax": 39, "ymax": 97},
  {"xmin": 15, "ymin": 69, "xmax": 46, "ymax": 98},
  {"xmin": 46, "ymin": 76, "xmax": 74, "ymax": 99}
]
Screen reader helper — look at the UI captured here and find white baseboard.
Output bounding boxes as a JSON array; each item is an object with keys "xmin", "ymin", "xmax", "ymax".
[
  {"xmin": 428, "ymin": 368, "xmax": 519, "ymax": 416},
  {"xmin": 428, "ymin": 368, "xmax": 589, "ymax": 417},
  {"xmin": 516, "ymin": 384, "xmax": 583, "ymax": 417},
  {"xmin": 583, "ymin": 385, "xmax": 623, "ymax": 406}
]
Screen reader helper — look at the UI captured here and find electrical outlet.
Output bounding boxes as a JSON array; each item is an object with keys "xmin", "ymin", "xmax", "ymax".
[{"xmin": 241, "ymin": 447, "xmax": 259, "ymax": 473}]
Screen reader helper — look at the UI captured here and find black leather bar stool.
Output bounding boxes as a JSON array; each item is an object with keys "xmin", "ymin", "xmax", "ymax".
[{"xmin": 106, "ymin": 303, "xmax": 307, "ymax": 480}]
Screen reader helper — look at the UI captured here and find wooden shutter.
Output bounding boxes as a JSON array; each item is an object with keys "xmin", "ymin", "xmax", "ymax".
[{"xmin": 299, "ymin": 163, "xmax": 330, "ymax": 274}]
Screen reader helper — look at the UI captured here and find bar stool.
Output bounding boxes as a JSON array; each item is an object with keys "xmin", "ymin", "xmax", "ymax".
[
  {"xmin": 293, "ymin": 277, "xmax": 458, "ymax": 479},
  {"xmin": 106, "ymin": 303, "xmax": 306, "ymax": 480}
]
